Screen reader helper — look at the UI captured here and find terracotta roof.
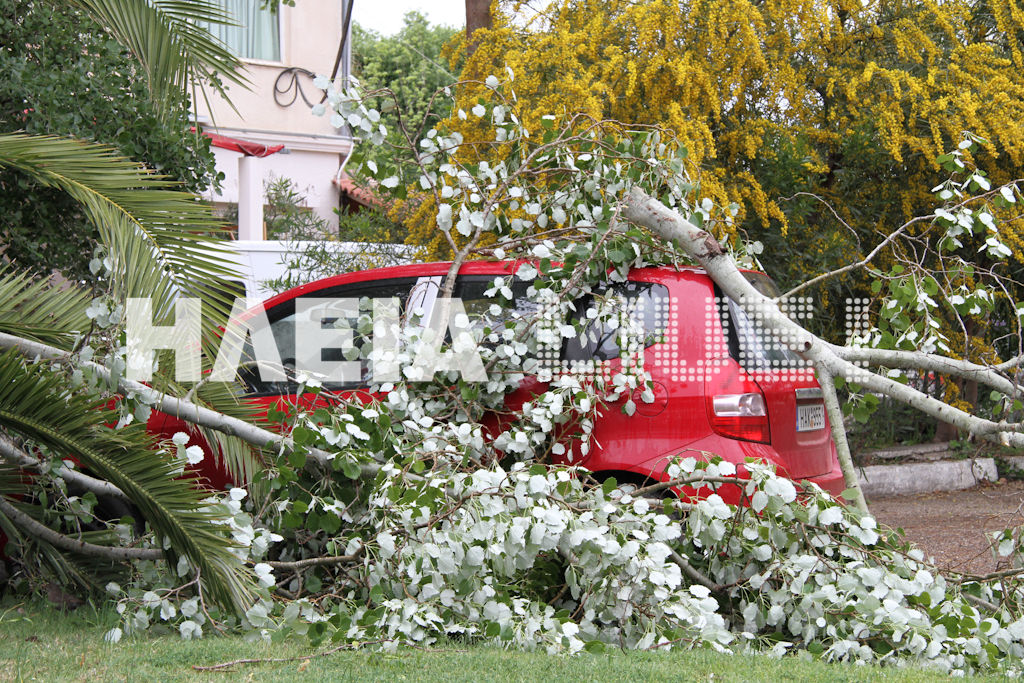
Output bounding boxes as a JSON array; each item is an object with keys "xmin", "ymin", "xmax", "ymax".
[{"xmin": 333, "ymin": 173, "xmax": 383, "ymax": 208}]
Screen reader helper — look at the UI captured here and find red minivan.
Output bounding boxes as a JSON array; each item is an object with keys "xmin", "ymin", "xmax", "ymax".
[{"xmin": 150, "ymin": 260, "xmax": 845, "ymax": 497}]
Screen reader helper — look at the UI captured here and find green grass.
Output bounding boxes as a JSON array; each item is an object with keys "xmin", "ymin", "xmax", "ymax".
[{"xmin": 0, "ymin": 599, "xmax": 1007, "ymax": 682}]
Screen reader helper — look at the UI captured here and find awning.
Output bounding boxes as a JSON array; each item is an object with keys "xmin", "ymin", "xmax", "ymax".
[{"xmin": 190, "ymin": 127, "xmax": 284, "ymax": 157}]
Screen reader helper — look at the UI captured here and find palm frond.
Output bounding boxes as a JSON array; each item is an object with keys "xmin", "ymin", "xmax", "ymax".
[
  {"xmin": 0, "ymin": 268, "xmax": 92, "ymax": 349},
  {"xmin": 69, "ymin": 0, "xmax": 247, "ymax": 113},
  {"xmin": 0, "ymin": 133, "xmax": 263, "ymax": 485},
  {"xmin": 0, "ymin": 133, "xmax": 237, "ymax": 324},
  {"xmin": 0, "ymin": 351, "xmax": 255, "ymax": 610}
]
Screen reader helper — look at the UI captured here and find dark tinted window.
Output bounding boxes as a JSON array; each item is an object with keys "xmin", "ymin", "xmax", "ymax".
[
  {"xmin": 562, "ymin": 282, "xmax": 669, "ymax": 362},
  {"xmin": 717, "ymin": 274, "xmax": 803, "ymax": 372},
  {"xmin": 241, "ymin": 278, "xmax": 417, "ymax": 395}
]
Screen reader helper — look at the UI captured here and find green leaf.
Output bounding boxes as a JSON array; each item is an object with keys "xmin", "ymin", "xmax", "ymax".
[
  {"xmin": 0, "ymin": 351, "xmax": 254, "ymax": 611},
  {"xmin": 341, "ymin": 461, "xmax": 362, "ymax": 480},
  {"xmin": 320, "ymin": 513, "xmax": 341, "ymax": 535}
]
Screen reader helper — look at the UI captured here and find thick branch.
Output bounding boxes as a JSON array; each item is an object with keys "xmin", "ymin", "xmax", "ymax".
[
  {"xmin": 0, "ymin": 433, "xmax": 129, "ymax": 503},
  {"xmin": 0, "ymin": 495, "xmax": 161, "ymax": 561},
  {"xmin": 620, "ymin": 188, "xmax": 1024, "ymax": 457},
  {"xmin": 839, "ymin": 346, "xmax": 1020, "ymax": 397},
  {"xmin": 814, "ymin": 363, "xmax": 867, "ymax": 512},
  {"xmin": 668, "ymin": 548, "xmax": 722, "ymax": 592},
  {"xmin": 0, "ymin": 332, "xmax": 378, "ymax": 475}
]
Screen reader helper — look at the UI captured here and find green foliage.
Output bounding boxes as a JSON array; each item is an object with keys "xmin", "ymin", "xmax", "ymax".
[
  {"xmin": 0, "ymin": 0, "xmax": 221, "ymax": 279},
  {"xmin": 0, "ymin": 351, "xmax": 254, "ymax": 610},
  {"xmin": 351, "ymin": 12, "xmax": 459, "ymax": 175},
  {"xmin": 258, "ymin": 176, "xmax": 412, "ymax": 295}
]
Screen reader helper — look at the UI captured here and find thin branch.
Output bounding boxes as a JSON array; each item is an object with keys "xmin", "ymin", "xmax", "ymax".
[
  {"xmin": 192, "ymin": 642, "xmax": 360, "ymax": 672},
  {"xmin": 668, "ymin": 548, "xmax": 722, "ymax": 592},
  {"xmin": 265, "ymin": 544, "xmax": 364, "ymax": 571}
]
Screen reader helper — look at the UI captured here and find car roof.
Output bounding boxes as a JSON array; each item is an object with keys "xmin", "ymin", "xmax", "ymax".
[{"xmin": 257, "ymin": 259, "xmax": 723, "ymax": 310}]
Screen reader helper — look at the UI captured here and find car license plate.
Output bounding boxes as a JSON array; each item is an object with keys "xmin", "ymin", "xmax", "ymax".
[{"xmin": 797, "ymin": 404, "xmax": 825, "ymax": 432}]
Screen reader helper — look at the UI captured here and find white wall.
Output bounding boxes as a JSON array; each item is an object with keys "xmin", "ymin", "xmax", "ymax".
[
  {"xmin": 211, "ymin": 144, "xmax": 346, "ymax": 231},
  {"xmin": 195, "ymin": 0, "xmax": 354, "ymax": 233}
]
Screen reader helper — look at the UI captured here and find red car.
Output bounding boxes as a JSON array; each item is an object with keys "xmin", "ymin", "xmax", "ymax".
[{"xmin": 151, "ymin": 260, "xmax": 845, "ymax": 499}]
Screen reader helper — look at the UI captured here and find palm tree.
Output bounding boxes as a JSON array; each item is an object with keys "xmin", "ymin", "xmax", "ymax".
[{"xmin": 0, "ymin": 1, "xmax": 262, "ymax": 610}]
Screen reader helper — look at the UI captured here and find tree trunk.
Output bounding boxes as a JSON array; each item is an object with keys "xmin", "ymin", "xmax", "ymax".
[{"xmin": 465, "ymin": 0, "xmax": 492, "ymax": 56}]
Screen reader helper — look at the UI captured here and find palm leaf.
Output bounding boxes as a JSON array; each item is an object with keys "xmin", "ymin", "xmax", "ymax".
[
  {"xmin": 0, "ymin": 267, "xmax": 92, "ymax": 348},
  {"xmin": 0, "ymin": 133, "xmax": 235, "ymax": 321},
  {"xmin": 69, "ymin": 0, "xmax": 247, "ymax": 114},
  {"xmin": 0, "ymin": 133, "xmax": 262, "ymax": 486},
  {"xmin": 0, "ymin": 351, "xmax": 255, "ymax": 610}
]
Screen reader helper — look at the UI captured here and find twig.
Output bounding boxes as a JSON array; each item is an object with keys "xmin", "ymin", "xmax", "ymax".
[
  {"xmin": 265, "ymin": 545, "xmax": 365, "ymax": 571},
  {"xmin": 192, "ymin": 642, "xmax": 363, "ymax": 671},
  {"xmin": 667, "ymin": 548, "xmax": 721, "ymax": 592}
]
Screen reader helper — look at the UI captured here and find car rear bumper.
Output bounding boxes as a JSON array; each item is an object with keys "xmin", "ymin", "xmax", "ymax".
[{"xmin": 796, "ymin": 458, "xmax": 847, "ymax": 498}]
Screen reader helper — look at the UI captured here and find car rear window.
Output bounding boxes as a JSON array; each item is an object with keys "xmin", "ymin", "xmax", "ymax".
[{"xmin": 718, "ymin": 273, "xmax": 803, "ymax": 373}]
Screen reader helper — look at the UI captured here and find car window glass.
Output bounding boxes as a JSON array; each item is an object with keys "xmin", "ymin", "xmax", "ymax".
[
  {"xmin": 452, "ymin": 276, "xmax": 537, "ymax": 340},
  {"xmin": 562, "ymin": 282, "xmax": 669, "ymax": 362},
  {"xmin": 717, "ymin": 274, "xmax": 802, "ymax": 372},
  {"xmin": 240, "ymin": 278, "xmax": 417, "ymax": 395}
]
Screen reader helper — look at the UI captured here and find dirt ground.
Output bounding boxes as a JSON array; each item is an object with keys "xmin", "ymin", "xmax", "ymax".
[{"xmin": 869, "ymin": 480, "xmax": 1024, "ymax": 575}]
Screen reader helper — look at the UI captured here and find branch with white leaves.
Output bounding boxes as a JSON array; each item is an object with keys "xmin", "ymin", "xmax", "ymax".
[{"xmin": 620, "ymin": 186, "xmax": 1024, "ymax": 510}]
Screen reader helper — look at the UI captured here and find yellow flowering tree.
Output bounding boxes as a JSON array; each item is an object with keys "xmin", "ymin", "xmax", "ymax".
[{"xmin": 422, "ymin": 0, "xmax": 1024, "ymax": 294}]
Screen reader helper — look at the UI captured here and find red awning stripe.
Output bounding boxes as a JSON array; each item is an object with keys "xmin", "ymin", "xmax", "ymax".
[{"xmin": 191, "ymin": 127, "xmax": 284, "ymax": 157}]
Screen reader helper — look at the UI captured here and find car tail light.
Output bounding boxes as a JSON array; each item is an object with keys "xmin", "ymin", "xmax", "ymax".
[
  {"xmin": 705, "ymin": 366, "xmax": 771, "ymax": 443},
  {"xmin": 709, "ymin": 391, "xmax": 770, "ymax": 443}
]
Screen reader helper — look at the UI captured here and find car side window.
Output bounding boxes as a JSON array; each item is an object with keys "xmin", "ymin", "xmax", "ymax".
[
  {"xmin": 562, "ymin": 282, "xmax": 669, "ymax": 362},
  {"xmin": 240, "ymin": 278, "xmax": 418, "ymax": 396}
]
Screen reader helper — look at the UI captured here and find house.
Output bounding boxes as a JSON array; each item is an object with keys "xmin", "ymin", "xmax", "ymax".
[{"xmin": 193, "ymin": 0, "xmax": 356, "ymax": 239}]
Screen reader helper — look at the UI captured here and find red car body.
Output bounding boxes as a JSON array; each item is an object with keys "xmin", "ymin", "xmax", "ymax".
[{"xmin": 150, "ymin": 260, "xmax": 845, "ymax": 500}]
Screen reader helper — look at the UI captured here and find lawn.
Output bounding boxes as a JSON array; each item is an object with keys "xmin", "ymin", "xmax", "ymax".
[{"xmin": 0, "ymin": 599, "xmax": 1005, "ymax": 682}]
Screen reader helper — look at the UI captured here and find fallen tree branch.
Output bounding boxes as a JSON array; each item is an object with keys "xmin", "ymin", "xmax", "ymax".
[
  {"xmin": 265, "ymin": 544, "xmax": 365, "ymax": 571},
  {"xmin": 814, "ymin": 363, "xmax": 867, "ymax": 512},
  {"xmin": 192, "ymin": 642, "xmax": 359, "ymax": 672},
  {"xmin": 620, "ymin": 186, "xmax": 1024, "ymax": 495},
  {"xmin": 0, "ymin": 495, "xmax": 161, "ymax": 561},
  {"xmin": 0, "ymin": 432, "xmax": 129, "ymax": 503},
  {"xmin": 0, "ymin": 331, "xmax": 379, "ymax": 476},
  {"xmin": 840, "ymin": 346, "xmax": 1021, "ymax": 398}
]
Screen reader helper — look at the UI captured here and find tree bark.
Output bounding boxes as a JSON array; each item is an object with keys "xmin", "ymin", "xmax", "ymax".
[
  {"xmin": 0, "ymin": 495, "xmax": 161, "ymax": 561},
  {"xmin": 465, "ymin": 0, "xmax": 492, "ymax": 56}
]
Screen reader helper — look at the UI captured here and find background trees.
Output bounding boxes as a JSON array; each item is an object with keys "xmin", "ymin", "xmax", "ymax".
[
  {"xmin": 351, "ymin": 12, "xmax": 459, "ymax": 178},
  {"xmin": 441, "ymin": 0, "xmax": 1024, "ymax": 294}
]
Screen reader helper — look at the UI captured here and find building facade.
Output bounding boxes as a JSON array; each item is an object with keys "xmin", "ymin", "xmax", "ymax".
[{"xmin": 194, "ymin": 0, "xmax": 354, "ymax": 237}]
